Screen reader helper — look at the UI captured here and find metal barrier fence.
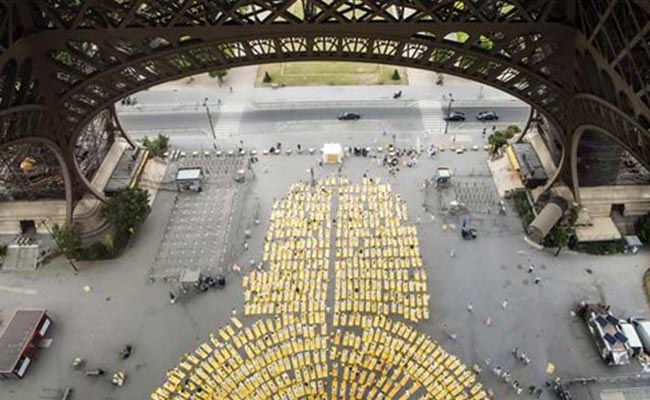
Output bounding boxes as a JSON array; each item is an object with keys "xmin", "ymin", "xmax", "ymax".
[{"xmin": 217, "ymin": 169, "xmax": 259, "ymax": 275}]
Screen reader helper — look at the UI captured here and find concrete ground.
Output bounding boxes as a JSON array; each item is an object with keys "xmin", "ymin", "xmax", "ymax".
[{"xmin": 1, "ymin": 77, "xmax": 649, "ymax": 400}]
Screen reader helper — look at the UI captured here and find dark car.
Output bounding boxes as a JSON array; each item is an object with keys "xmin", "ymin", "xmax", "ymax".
[
  {"xmin": 477, "ymin": 111, "xmax": 499, "ymax": 121},
  {"xmin": 338, "ymin": 112, "xmax": 361, "ymax": 121},
  {"xmin": 443, "ymin": 111, "xmax": 466, "ymax": 122}
]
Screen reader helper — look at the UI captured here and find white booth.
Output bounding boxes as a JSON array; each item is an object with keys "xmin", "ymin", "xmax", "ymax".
[{"xmin": 322, "ymin": 143, "xmax": 344, "ymax": 164}]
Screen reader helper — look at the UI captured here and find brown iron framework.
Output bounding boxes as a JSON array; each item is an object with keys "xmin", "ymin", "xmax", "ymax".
[{"xmin": 1, "ymin": 0, "xmax": 650, "ymax": 222}]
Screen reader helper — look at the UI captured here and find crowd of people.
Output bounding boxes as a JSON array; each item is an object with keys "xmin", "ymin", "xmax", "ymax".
[{"xmin": 151, "ymin": 176, "xmax": 488, "ymax": 400}]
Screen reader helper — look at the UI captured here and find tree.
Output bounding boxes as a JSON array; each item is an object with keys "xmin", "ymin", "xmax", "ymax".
[
  {"xmin": 102, "ymin": 188, "xmax": 151, "ymax": 243},
  {"xmin": 488, "ymin": 131, "xmax": 508, "ymax": 154},
  {"xmin": 391, "ymin": 69, "xmax": 401, "ymax": 81},
  {"xmin": 156, "ymin": 133, "xmax": 169, "ymax": 154},
  {"xmin": 263, "ymin": 71, "xmax": 273, "ymax": 83},
  {"xmin": 636, "ymin": 212, "xmax": 650, "ymax": 243},
  {"xmin": 208, "ymin": 69, "xmax": 228, "ymax": 83},
  {"xmin": 141, "ymin": 134, "xmax": 169, "ymax": 158},
  {"xmin": 52, "ymin": 223, "xmax": 81, "ymax": 259}
]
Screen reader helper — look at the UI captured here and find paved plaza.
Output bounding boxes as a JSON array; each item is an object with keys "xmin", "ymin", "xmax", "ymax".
[
  {"xmin": 153, "ymin": 155, "xmax": 248, "ymax": 279},
  {"xmin": 0, "ymin": 78, "xmax": 649, "ymax": 400}
]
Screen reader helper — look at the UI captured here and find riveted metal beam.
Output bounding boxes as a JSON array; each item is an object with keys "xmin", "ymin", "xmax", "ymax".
[{"xmin": 0, "ymin": 0, "xmax": 647, "ymax": 204}]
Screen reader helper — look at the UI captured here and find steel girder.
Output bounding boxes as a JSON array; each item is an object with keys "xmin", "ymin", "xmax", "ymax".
[
  {"xmin": 0, "ymin": 0, "xmax": 649, "ymax": 204},
  {"xmin": 0, "ymin": 136, "xmax": 73, "ymax": 222}
]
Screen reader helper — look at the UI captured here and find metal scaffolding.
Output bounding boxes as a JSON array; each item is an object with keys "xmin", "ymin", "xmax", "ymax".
[{"xmin": 0, "ymin": 0, "xmax": 648, "ymax": 217}]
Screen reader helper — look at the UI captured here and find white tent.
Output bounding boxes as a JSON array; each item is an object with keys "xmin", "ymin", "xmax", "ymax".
[{"xmin": 322, "ymin": 143, "xmax": 344, "ymax": 164}]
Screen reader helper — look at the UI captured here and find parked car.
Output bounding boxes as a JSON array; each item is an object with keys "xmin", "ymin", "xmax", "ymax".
[
  {"xmin": 338, "ymin": 112, "xmax": 361, "ymax": 121},
  {"xmin": 443, "ymin": 111, "xmax": 466, "ymax": 121},
  {"xmin": 477, "ymin": 111, "xmax": 499, "ymax": 121}
]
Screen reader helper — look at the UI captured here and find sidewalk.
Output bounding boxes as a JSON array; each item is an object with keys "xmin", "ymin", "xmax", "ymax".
[{"xmin": 118, "ymin": 67, "xmax": 520, "ymax": 113}]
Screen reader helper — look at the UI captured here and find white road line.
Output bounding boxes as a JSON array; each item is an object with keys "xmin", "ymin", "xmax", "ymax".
[
  {"xmin": 253, "ymin": 99, "xmax": 418, "ymax": 110},
  {"xmin": 214, "ymin": 105, "xmax": 244, "ymax": 138},
  {"xmin": 419, "ymin": 100, "xmax": 445, "ymax": 135},
  {"xmin": 0, "ymin": 285, "xmax": 38, "ymax": 295},
  {"xmin": 128, "ymin": 128, "xmax": 210, "ymax": 137}
]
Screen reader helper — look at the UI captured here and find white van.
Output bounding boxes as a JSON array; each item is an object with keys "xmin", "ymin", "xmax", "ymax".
[
  {"xmin": 619, "ymin": 321, "xmax": 643, "ymax": 357},
  {"xmin": 630, "ymin": 318, "xmax": 650, "ymax": 354}
]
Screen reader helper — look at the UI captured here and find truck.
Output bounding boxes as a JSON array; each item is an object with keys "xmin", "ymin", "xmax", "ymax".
[
  {"xmin": 175, "ymin": 167, "xmax": 204, "ymax": 192},
  {"xmin": 579, "ymin": 303, "xmax": 630, "ymax": 366},
  {"xmin": 434, "ymin": 167, "xmax": 452, "ymax": 188}
]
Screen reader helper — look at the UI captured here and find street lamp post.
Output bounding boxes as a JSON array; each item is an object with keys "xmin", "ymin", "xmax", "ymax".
[
  {"xmin": 203, "ymin": 97, "xmax": 217, "ymax": 148},
  {"xmin": 380, "ymin": 120, "xmax": 387, "ymax": 136},
  {"xmin": 443, "ymin": 93, "xmax": 454, "ymax": 135},
  {"xmin": 378, "ymin": 119, "xmax": 397, "ymax": 149}
]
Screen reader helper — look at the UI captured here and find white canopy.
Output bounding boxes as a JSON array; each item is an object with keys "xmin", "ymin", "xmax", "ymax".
[{"xmin": 322, "ymin": 143, "xmax": 344, "ymax": 164}]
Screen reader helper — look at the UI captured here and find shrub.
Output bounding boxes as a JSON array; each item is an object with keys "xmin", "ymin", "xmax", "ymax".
[
  {"xmin": 78, "ymin": 242, "xmax": 109, "ymax": 260},
  {"xmin": 504, "ymin": 125, "xmax": 521, "ymax": 139},
  {"xmin": 51, "ymin": 223, "xmax": 81, "ymax": 259},
  {"xmin": 208, "ymin": 69, "xmax": 228, "ymax": 82},
  {"xmin": 543, "ymin": 221, "xmax": 572, "ymax": 249},
  {"xmin": 263, "ymin": 71, "xmax": 272, "ymax": 83},
  {"xmin": 488, "ymin": 131, "xmax": 508, "ymax": 154},
  {"xmin": 512, "ymin": 191, "xmax": 535, "ymax": 228},
  {"xmin": 391, "ymin": 69, "xmax": 401, "ymax": 80},
  {"xmin": 77, "ymin": 236, "xmax": 127, "ymax": 261},
  {"xmin": 506, "ymin": 125, "xmax": 521, "ymax": 134},
  {"xmin": 103, "ymin": 234, "xmax": 115, "ymax": 255},
  {"xmin": 575, "ymin": 240, "xmax": 624, "ymax": 255},
  {"xmin": 636, "ymin": 212, "xmax": 650, "ymax": 243}
]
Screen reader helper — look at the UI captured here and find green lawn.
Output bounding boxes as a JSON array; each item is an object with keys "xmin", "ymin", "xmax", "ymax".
[{"xmin": 256, "ymin": 62, "xmax": 408, "ymax": 86}]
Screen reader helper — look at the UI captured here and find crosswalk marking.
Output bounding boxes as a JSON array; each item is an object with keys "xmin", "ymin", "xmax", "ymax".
[
  {"xmin": 213, "ymin": 105, "xmax": 244, "ymax": 138},
  {"xmin": 418, "ymin": 100, "xmax": 445, "ymax": 135}
]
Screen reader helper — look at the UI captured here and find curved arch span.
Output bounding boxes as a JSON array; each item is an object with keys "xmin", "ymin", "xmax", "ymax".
[
  {"xmin": 569, "ymin": 124, "xmax": 636, "ymax": 204},
  {"xmin": 570, "ymin": 94, "xmax": 650, "ymax": 172},
  {"xmin": 63, "ymin": 31, "xmax": 568, "ymax": 138}
]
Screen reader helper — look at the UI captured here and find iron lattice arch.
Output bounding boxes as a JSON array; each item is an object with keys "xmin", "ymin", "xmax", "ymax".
[{"xmin": 1, "ymin": 0, "xmax": 650, "ymax": 221}]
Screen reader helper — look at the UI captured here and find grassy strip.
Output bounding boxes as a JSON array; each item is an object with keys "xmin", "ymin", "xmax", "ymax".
[{"xmin": 256, "ymin": 62, "xmax": 408, "ymax": 86}]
